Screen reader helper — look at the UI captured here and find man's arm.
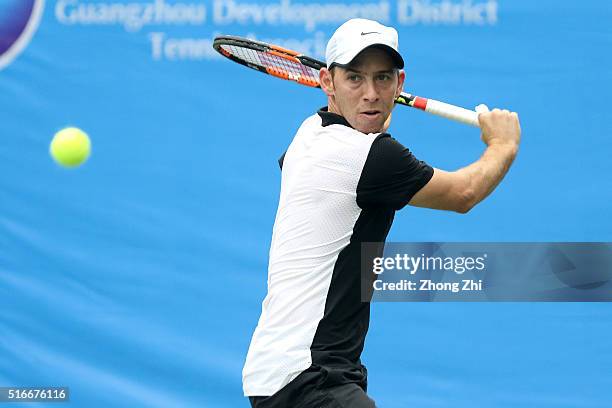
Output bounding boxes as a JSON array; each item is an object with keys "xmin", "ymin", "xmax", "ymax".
[{"xmin": 409, "ymin": 108, "xmax": 521, "ymax": 213}]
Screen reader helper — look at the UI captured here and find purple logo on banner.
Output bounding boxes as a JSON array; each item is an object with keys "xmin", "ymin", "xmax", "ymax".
[{"xmin": 0, "ymin": 0, "xmax": 44, "ymax": 69}]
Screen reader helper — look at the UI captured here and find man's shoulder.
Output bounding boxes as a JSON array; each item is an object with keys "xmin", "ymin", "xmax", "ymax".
[
  {"xmin": 369, "ymin": 132, "xmax": 404, "ymax": 148},
  {"xmin": 296, "ymin": 112, "xmax": 323, "ymax": 132},
  {"xmin": 365, "ymin": 133, "xmax": 420, "ymax": 165}
]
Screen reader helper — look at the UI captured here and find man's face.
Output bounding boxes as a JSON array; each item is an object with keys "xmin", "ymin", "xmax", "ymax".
[{"xmin": 320, "ymin": 47, "xmax": 405, "ymax": 134}]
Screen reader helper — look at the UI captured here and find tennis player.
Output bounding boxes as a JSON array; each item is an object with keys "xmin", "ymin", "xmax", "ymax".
[{"xmin": 243, "ymin": 18, "xmax": 521, "ymax": 407}]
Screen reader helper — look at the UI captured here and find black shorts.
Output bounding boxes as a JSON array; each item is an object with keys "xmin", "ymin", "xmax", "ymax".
[{"xmin": 248, "ymin": 364, "xmax": 376, "ymax": 408}]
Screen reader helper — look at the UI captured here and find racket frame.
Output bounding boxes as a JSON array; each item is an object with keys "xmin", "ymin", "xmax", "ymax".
[{"xmin": 213, "ymin": 35, "xmax": 480, "ymax": 127}]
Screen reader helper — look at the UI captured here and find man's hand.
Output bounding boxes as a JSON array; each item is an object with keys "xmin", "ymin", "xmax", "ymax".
[
  {"xmin": 409, "ymin": 105, "xmax": 521, "ymax": 214},
  {"xmin": 477, "ymin": 107, "xmax": 521, "ymax": 151}
]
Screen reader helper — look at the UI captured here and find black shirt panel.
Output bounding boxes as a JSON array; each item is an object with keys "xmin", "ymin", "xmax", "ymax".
[
  {"xmin": 310, "ymin": 207, "xmax": 395, "ymax": 375},
  {"xmin": 278, "ymin": 151, "xmax": 286, "ymax": 170},
  {"xmin": 317, "ymin": 107, "xmax": 353, "ymax": 128},
  {"xmin": 357, "ymin": 134, "xmax": 434, "ymax": 211}
]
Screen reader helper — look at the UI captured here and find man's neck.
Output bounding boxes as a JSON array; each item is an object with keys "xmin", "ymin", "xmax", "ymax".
[{"xmin": 327, "ymin": 98, "xmax": 342, "ymax": 117}]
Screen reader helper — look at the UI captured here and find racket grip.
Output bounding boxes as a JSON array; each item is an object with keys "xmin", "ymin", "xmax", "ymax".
[{"xmin": 424, "ymin": 99, "xmax": 480, "ymax": 128}]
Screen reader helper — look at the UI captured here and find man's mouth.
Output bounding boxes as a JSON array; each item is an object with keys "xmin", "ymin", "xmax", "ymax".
[{"xmin": 360, "ymin": 110, "xmax": 381, "ymax": 117}]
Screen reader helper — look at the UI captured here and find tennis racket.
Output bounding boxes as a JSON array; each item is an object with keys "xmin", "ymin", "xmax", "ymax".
[{"xmin": 213, "ymin": 35, "xmax": 481, "ymax": 128}]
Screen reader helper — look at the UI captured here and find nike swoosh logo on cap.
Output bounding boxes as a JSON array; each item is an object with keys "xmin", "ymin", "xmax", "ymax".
[{"xmin": 361, "ymin": 31, "xmax": 380, "ymax": 36}]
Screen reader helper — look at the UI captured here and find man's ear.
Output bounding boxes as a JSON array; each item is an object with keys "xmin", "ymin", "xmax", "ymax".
[
  {"xmin": 319, "ymin": 68, "xmax": 335, "ymax": 97},
  {"xmin": 395, "ymin": 70, "xmax": 406, "ymax": 98}
]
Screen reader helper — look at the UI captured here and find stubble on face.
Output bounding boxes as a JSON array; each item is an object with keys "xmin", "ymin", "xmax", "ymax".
[{"xmin": 327, "ymin": 47, "xmax": 403, "ymax": 134}]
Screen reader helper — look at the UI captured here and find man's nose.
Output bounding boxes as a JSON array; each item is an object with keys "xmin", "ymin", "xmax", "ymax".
[{"xmin": 363, "ymin": 79, "xmax": 379, "ymax": 102}]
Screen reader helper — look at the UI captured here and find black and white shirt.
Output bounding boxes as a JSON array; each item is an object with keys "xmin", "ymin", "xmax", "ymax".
[{"xmin": 243, "ymin": 108, "xmax": 434, "ymax": 396}]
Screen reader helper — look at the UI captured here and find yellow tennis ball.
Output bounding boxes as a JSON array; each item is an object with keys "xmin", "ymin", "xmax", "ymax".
[{"xmin": 50, "ymin": 127, "xmax": 91, "ymax": 168}]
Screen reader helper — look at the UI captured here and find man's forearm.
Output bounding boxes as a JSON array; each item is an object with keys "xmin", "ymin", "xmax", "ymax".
[
  {"xmin": 407, "ymin": 109, "xmax": 521, "ymax": 213},
  {"xmin": 461, "ymin": 142, "xmax": 519, "ymax": 208}
]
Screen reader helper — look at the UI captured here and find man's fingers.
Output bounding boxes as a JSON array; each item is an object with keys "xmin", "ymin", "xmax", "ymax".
[
  {"xmin": 478, "ymin": 107, "xmax": 518, "ymax": 118},
  {"xmin": 475, "ymin": 104, "xmax": 490, "ymax": 114}
]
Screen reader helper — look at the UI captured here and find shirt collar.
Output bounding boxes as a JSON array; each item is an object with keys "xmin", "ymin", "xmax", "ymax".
[{"xmin": 317, "ymin": 107, "xmax": 353, "ymax": 128}]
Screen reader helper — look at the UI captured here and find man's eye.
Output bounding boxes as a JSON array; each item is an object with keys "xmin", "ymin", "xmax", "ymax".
[
  {"xmin": 377, "ymin": 74, "xmax": 391, "ymax": 81},
  {"xmin": 348, "ymin": 75, "xmax": 361, "ymax": 81}
]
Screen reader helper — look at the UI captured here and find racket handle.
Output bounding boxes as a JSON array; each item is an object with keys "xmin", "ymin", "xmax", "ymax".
[
  {"xmin": 425, "ymin": 99, "xmax": 480, "ymax": 127},
  {"xmin": 396, "ymin": 92, "xmax": 481, "ymax": 128}
]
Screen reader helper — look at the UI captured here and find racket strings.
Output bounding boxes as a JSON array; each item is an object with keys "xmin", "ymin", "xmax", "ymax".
[{"xmin": 220, "ymin": 44, "xmax": 320, "ymax": 86}]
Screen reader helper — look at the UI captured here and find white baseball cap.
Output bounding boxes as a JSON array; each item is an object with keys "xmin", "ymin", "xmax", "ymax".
[{"xmin": 325, "ymin": 19, "xmax": 404, "ymax": 69}]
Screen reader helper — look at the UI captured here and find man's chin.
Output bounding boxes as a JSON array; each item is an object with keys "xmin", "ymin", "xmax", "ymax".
[
  {"xmin": 355, "ymin": 123, "xmax": 384, "ymax": 134},
  {"xmin": 353, "ymin": 115, "xmax": 386, "ymax": 134}
]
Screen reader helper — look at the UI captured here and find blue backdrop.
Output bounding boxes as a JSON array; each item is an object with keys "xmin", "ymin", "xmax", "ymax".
[{"xmin": 1, "ymin": 0, "xmax": 611, "ymax": 407}]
